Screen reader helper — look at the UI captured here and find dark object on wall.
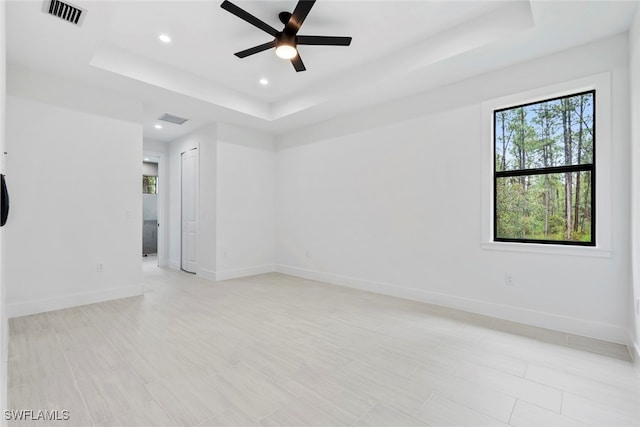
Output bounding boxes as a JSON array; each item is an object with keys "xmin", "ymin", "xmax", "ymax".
[{"xmin": 1, "ymin": 174, "xmax": 9, "ymax": 227}]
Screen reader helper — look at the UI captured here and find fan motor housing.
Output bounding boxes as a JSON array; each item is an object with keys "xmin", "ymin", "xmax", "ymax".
[
  {"xmin": 277, "ymin": 33, "xmax": 296, "ymax": 47},
  {"xmin": 279, "ymin": 11, "xmax": 292, "ymax": 25}
]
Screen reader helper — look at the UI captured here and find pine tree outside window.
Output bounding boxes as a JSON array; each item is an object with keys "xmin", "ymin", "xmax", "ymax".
[
  {"xmin": 143, "ymin": 175, "xmax": 157, "ymax": 194},
  {"xmin": 493, "ymin": 90, "xmax": 595, "ymax": 246}
]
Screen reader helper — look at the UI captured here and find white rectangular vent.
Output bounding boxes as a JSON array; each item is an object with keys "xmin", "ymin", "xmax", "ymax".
[
  {"xmin": 158, "ymin": 113, "xmax": 189, "ymax": 125},
  {"xmin": 42, "ymin": 0, "xmax": 86, "ymax": 26}
]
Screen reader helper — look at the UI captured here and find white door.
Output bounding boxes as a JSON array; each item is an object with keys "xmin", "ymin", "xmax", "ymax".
[{"xmin": 181, "ymin": 148, "xmax": 198, "ymax": 273}]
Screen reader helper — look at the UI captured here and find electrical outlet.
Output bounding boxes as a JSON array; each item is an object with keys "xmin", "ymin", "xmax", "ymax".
[
  {"xmin": 504, "ymin": 274, "xmax": 514, "ymax": 286},
  {"xmin": 97, "ymin": 263, "xmax": 104, "ymax": 273},
  {"xmin": 305, "ymin": 250, "xmax": 310, "ymax": 258},
  {"xmin": 636, "ymin": 298, "xmax": 640, "ymax": 316}
]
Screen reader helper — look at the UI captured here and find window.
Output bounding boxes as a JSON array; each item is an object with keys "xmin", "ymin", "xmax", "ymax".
[
  {"xmin": 493, "ymin": 90, "xmax": 595, "ymax": 246},
  {"xmin": 143, "ymin": 175, "xmax": 157, "ymax": 194}
]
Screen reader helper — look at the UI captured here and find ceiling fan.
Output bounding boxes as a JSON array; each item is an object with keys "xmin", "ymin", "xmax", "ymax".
[{"xmin": 220, "ymin": 0, "xmax": 352, "ymax": 72}]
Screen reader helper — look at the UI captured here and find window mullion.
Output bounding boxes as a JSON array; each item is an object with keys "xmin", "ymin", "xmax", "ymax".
[{"xmin": 496, "ymin": 164, "xmax": 593, "ymax": 178}]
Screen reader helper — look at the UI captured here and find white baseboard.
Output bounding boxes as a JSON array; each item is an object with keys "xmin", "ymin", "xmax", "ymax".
[
  {"xmin": 7, "ymin": 284, "xmax": 144, "ymax": 318},
  {"xmin": 216, "ymin": 264, "xmax": 276, "ymax": 281},
  {"xmin": 172, "ymin": 262, "xmax": 276, "ymax": 282},
  {"xmin": 632, "ymin": 340, "xmax": 640, "ymax": 378},
  {"xmin": 197, "ymin": 267, "xmax": 217, "ymax": 281},
  {"xmin": 276, "ymin": 264, "xmax": 629, "ymax": 345}
]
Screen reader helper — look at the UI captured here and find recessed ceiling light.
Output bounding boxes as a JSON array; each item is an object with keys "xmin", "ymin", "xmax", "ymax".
[
  {"xmin": 159, "ymin": 34, "xmax": 171, "ymax": 44},
  {"xmin": 144, "ymin": 158, "xmax": 150, "ymax": 161},
  {"xmin": 259, "ymin": 78, "xmax": 269, "ymax": 85},
  {"xmin": 154, "ymin": 124, "xmax": 162, "ymax": 129}
]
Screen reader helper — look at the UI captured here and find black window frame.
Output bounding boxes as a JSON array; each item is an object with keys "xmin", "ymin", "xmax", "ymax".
[{"xmin": 493, "ymin": 89, "xmax": 596, "ymax": 246}]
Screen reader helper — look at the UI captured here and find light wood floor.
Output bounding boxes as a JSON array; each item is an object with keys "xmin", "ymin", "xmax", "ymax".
[{"xmin": 8, "ymin": 265, "xmax": 640, "ymax": 426}]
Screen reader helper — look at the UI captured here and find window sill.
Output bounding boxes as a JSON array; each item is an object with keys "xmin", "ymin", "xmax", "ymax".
[{"xmin": 481, "ymin": 241, "xmax": 612, "ymax": 258}]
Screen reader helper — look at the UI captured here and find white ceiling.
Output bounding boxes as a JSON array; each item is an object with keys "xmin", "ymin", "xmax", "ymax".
[{"xmin": 6, "ymin": 0, "xmax": 638, "ymax": 142}]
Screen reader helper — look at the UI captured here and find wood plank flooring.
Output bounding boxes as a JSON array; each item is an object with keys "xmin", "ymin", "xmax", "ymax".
[{"xmin": 7, "ymin": 266, "xmax": 640, "ymax": 426}]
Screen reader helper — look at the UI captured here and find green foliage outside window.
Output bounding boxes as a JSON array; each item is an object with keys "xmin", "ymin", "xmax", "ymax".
[
  {"xmin": 494, "ymin": 91, "xmax": 594, "ymax": 245},
  {"xmin": 143, "ymin": 175, "xmax": 157, "ymax": 194}
]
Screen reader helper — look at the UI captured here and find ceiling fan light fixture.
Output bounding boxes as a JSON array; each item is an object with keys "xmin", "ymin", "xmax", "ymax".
[
  {"xmin": 275, "ymin": 43, "xmax": 297, "ymax": 59},
  {"xmin": 221, "ymin": 0, "xmax": 352, "ymax": 72}
]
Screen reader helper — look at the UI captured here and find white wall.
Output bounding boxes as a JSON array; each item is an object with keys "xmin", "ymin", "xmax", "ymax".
[
  {"xmin": 168, "ymin": 124, "xmax": 217, "ymax": 277},
  {"xmin": 5, "ymin": 68, "xmax": 144, "ymax": 317},
  {"xmin": 276, "ymin": 34, "xmax": 631, "ymax": 344},
  {"xmin": 142, "ymin": 162, "xmax": 158, "ymax": 176},
  {"xmin": 143, "ymin": 138, "xmax": 169, "ymax": 155},
  {"xmin": 629, "ymin": 7, "xmax": 640, "ymax": 361},
  {"xmin": 216, "ymin": 123, "xmax": 275, "ymax": 280},
  {"xmin": 166, "ymin": 123, "xmax": 276, "ymax": 281}
]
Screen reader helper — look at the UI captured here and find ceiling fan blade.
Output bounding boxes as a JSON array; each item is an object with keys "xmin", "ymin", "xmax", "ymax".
[
  {"xmin": 234, "ymin": 41, "xmax": 276, "ymax": 58},
  {"xmin": 221, "ymin": 1, "xmax": 279, "ymax": 37},
  {"xmin": 285, "ymin": 0, "xmax": 316, "ymax": 34},
  {"xmin": 296, "ymin": 35, "xmax": 352, "ymax": 46},
  {"xmin": 291, "ymin": 54, "xmax": 306, "ymax": 72}
]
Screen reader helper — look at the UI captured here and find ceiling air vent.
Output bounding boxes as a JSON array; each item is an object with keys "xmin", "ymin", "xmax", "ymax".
[
  {"xmin": 158, "ymin": 114, "xmax": 189, "ymax": 125},
  {"xmin": 42, "ymin": 0, "xmax": 86, "ymax": 26}
]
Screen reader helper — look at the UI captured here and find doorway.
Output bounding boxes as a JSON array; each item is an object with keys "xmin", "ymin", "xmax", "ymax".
[
  {"xmin": 142, "ymin": 151, "xmax": 166, "ymax": 268},
  {"xmin": 142, "ymin": 158, "xmax": 159, "ymax": 265},
  {"xmin": 142, "ymin": 158, "xmax": 158, "ymax": 255},
  {"xmin": 181, "ymin": 148, "xmax": 198, "ymax": 273}
]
